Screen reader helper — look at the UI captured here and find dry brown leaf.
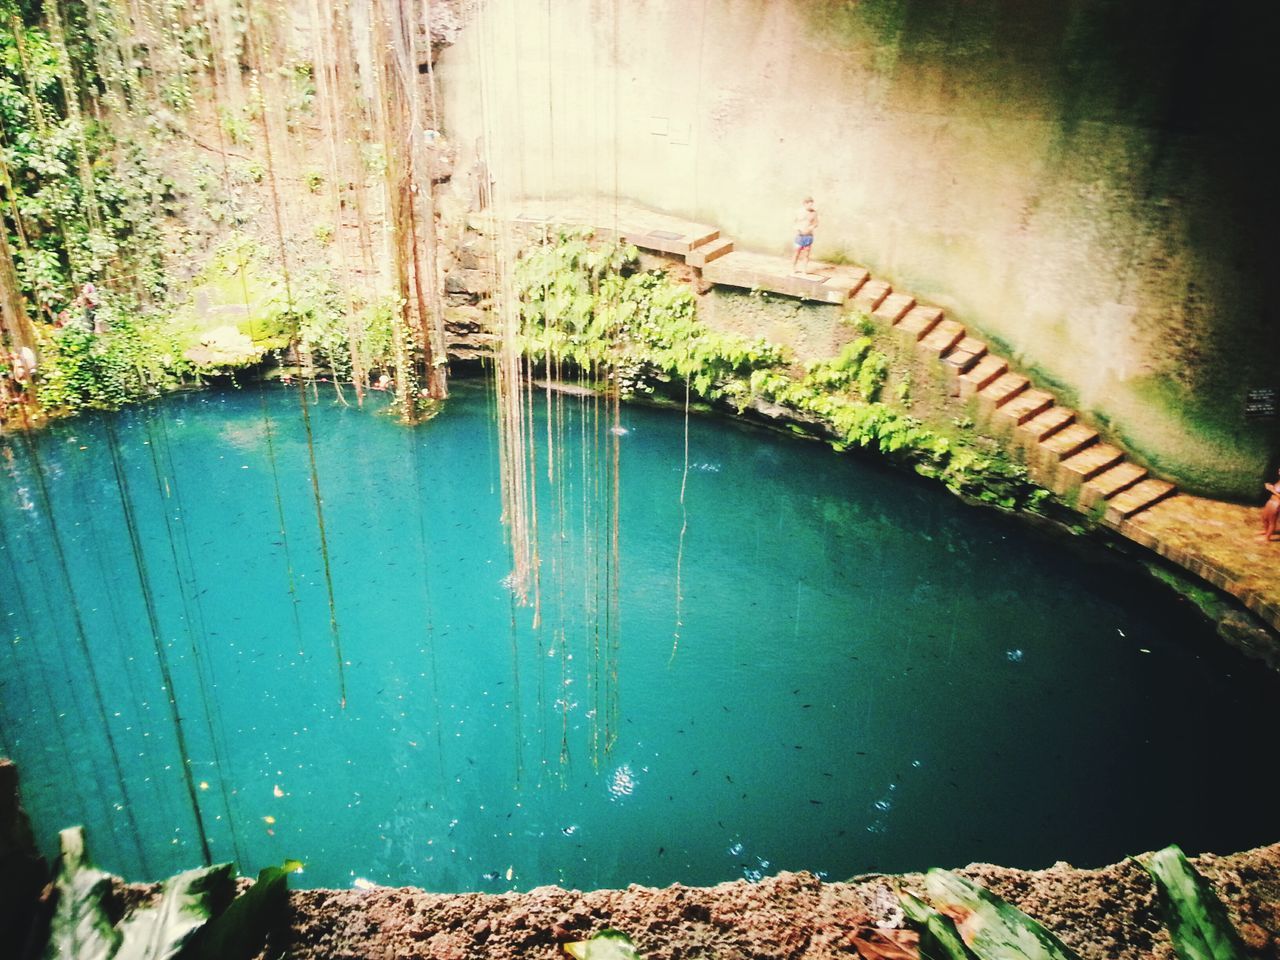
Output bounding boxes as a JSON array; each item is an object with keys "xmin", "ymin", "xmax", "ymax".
[{"xmin": 848, "ymin": 926, "xmax": 921, "ymax": 960}]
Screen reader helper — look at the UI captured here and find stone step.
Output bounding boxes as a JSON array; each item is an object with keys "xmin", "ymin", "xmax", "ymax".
[
  {"xmin": 844, "ymin": 267, "xmax": 875, "ymax": 296},
  {"xmin": 1079, "ymin": 461, "xmax": 1148, "ymax": 512},
  {"xmin": 993, "ymin": 388, "xmax": 1054, "ymax": 427},
  {"xmin": 702, "ymin": 252, "xmax": 866, "ymax": 303},
  {"xmin": 941, "ymin": 336, "xmax": 987, "ymax": 374},
  {"xmin": 1105, "ymin": 479, "xmax": 1177, "ymax": 524},
  {"xmin": 1037, "ymin": 422, "xmax": 1098, "ymax": 467},
  {"xmin": 686, "ymin": 236, "xmax": 734, "ymax": 268},
  {"xmin": 873, "ymin": 292, "xmax": 916, "ymax": 325},
  {"xmin": 851, "ymin": 279, "xmax": 890, "ymax": 313},
  {"xmin": 918, "ymin": 317, "xmax": 965, "ymax": 357},
  {"xmin": 895, "ymin": 306, "xmax": 943, "ymax": 344},
  {"xmin": 1055, "ymin": 443, "xmax": 1124, "ymax": 496},
  {"xmin": 625, "ymin": 225, "xmax": 720, "ymax": 256},
  {"xmin": 976, "ymin": 372, "xmax": 1029, "ymax": 415},
  {"xmin": 958, "ymin": 355, "xmax": 1007, "ymax": 398},
  {"xmin": 1015, "ymin": 405, "xmax": 1074, "ymax": 445}
]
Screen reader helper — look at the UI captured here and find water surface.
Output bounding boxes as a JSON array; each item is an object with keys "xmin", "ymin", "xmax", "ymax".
[{"xmin": 0, "ymin": 382, "xmax": 1276, "ymax": 890}]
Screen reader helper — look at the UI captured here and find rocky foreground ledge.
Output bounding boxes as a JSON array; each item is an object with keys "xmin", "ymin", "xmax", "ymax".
[
  {"xmin": 265, "ymin": 845, "xmax": 1279, "ymax": 959},
  {"xmin": 4, "ymin": 761, "xmax": 1277, "ymax": 958}
]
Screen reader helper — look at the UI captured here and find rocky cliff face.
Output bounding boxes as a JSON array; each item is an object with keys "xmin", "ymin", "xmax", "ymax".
[{"xmin": 431, "ymin": 0, "xmax": 1278, "ymax": 499}]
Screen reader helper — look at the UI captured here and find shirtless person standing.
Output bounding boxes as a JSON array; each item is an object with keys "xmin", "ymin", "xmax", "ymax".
[{"xmin": 792, "ymin": 196, "xmax": 819, "ymax": 274}]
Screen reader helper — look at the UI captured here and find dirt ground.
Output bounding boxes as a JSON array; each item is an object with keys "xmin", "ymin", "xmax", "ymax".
[{"xmin": 260, "ymin": 843, "xmax": 1280, "ymax": 959}]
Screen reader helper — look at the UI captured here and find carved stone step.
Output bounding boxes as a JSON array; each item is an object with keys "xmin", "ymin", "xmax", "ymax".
[
  {"xmin": 1055, "ymin": 443, "xmax": 1124, "ymax": 496},
  {"xmin": 1079, "ymin": 461, "xmax": 1148, "ymax": 512},
  {"xmin": 1016, "ymin": 405, "xmax": 1074, "ymax": 446},
  {"xmin": 958, "ymin": 355, "xmax": 1007, "ymax": 398},
  {"xmin": 686, "ymin": 236, "xmax": 734, "ymax": 268},
  {"xmin": 1036, "ymin": 423, "xmax": 1098, "ymax": 469},
  {"xmin": 851, "ymin": 280, "xmax": 890, "ymax": 313},
  {"xmin": 1105, "ymin": 479, "xmax": 1177, "ymax": 523},
  {"xmin": 918, "ymin": 319, "xmax": 965, "ymax": 357},
  {"xmin": 873, "ymin": 292, "xmax": 916, "ymax": 325},
  {"xmin": 941, "ymin": 336, "xmax": 987, "ymax": 374},
  {"xmin": 994, "ymin": 389, "xmax": 1054, "ymax": 427},
  {"xmin": 976, "ymin": 372, "xmax": 1029, "ymax": 416},
  {"xmin": 894, "ymin": 305, "xmax": 943, "ymax": 343}
]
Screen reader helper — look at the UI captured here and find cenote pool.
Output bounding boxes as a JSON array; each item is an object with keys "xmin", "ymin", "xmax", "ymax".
[{"xmin": 0, "ymin": 382, "xmax": 1277, "ymax": 892}]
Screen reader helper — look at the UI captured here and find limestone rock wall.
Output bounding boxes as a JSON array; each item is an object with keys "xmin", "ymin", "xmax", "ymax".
[{"xmin": 433, "ymin": 0, "xmax": 1277, "ymax": 499}]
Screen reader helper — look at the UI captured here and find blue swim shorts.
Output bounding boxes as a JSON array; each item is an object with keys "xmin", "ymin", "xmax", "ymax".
[{"xmin": 795, "ymin": 233, "xmax": 814, "ymax": 248}]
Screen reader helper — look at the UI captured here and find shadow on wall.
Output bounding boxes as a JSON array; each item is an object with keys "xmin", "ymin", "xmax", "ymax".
[{"xmin": 436, "ymin": 0, "xmax": 1278, "ymax": 499}]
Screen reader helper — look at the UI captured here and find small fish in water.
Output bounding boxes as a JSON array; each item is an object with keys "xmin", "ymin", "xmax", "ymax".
[
  {"xmin": 691, "ymin": 769, "xmax": 699, "ymax": 776},
  {"xmin": 352, "ymin": 877, "xmax": 378, "ymax": 891},
  {"xmin": 810, "ymin": 799, "xmax": 823, "ymax": 805},
  {"xmin": 273, "ymin": 784, "xmax": 284, "ymax": 798},
  {"xmin": 610, "ymin": 425, "xmax": 629, "ymax": 436},
  {"xmin": 725, "ymin": 774, "xmax": 733, "ymax": 784},
  {"xmin": 505, "ymin": 866, "xmax": 513, "ymax": 881},
  {"xmin": 658, "ymin": 847, "xmax": 665, "ymax": 856}
]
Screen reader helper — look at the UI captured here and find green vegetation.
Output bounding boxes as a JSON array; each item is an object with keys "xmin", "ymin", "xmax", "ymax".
[
  {"xmin": 564, "ymin": 929, "xmax": 644, "ymax": 960},
  {"xmin": 896, "ymin": 848, "xmax": 1255, "ymax": 960},
  {"xmin": 35, "ymin": 316, "xmax": 188, "ymax": 413},
  {"xmin": 1139, "ymin": 846, "xmax": 1251, "ymax": 960},
  {"xmin": 911, "ymin": 869, "xmax": 1084, "ymax": 960},
  {"xmin": 515, "ymin": 233, "xmax": 1048, "ymax": 510},
  {"xmin": 38, "ymin": 825, "xmax": 296, "ymax": 960}
]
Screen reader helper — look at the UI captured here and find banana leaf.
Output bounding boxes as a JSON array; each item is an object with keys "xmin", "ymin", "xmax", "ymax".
[
  {"xmin": 564, "ymin": 929, "xmax": 644, "ymax": 960},
  {"xmin": 185, "ymin": 860, "xmax": 302, "ymax": 960},
  {"xmin": 42, "ymin": 827, "xmax": 120, "ymax": 960},
  {"xmin": 900, "ymin": 891, "xmax": 977, "ymax": 960},
  {"xmin": 1139, "ymin": 846, "xmax": 1251, "ymax": 960},
  {"xmin": 922, "ymin": 870, "xmax": 1083, "ymax": 960},
  {"xmin": 114, "ymin": 863, "xmax": 234, "ymax": 960}
]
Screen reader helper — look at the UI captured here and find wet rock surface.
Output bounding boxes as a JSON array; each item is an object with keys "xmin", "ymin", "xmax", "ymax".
[{"xmin": 260, "ymin": 844, "xmax": 1279, "ymax": 959}]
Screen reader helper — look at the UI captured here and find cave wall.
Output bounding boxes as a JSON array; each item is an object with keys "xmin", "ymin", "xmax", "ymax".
[{"xmin": 434, "ymin": 0, "xmax": 1277, "ymax": 499}]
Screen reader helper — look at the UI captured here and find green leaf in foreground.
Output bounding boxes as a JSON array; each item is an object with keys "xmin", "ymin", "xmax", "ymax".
[
  {"xmin": 114, "ymin": 863, "xmax": 235, "ymax": 960},
  {"xmin": 900, "ymin": 891, "xmax": 977, "ymax": 960},
  {"xmin": 186, "ymin": 860, "xmax": 303, "ymax": 960},
  {"xmin": 564, "ymin": 928, "xmax": 644, "ymax": 960},
  {"xmin": 922, "ymin": 869, "xmax": 1083, "ymax": 960},
  {"xmin": 1139, "ymin": 845, "xmax": 1251, "ymax": 960},
  {"xmin": 42, "ymin": 827, "xmax": 121, "ymax": 960}
]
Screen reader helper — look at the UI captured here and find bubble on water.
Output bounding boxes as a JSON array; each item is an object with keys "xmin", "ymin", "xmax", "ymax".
[
  {"xmin": 873, "ymin": 798, "xmax": 892, "ymax": 812},
  {"xmin": 911, "ymin": 759, "xmax": 922, "ymax": 768},
  {"xmin": 561, "ymin": 825, "xmax": 578, "ymax": 836},
  {"xmin": 1006, "ymin": 648, "xmax": 1024, "ymax": 663},
  {"xmin": 728, "ymin": 841, "xmax": 745, "ymax": 856}
]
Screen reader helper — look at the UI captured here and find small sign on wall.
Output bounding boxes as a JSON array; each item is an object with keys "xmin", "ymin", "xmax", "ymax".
[{"xmin": 1245, "ymin": 387, "xmax": 1277, "ymax": 420}]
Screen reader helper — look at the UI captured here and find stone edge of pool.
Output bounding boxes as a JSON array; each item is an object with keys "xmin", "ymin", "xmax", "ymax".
[{"xmin": 5, "ymin": 760, "xmax": 1278, "ymax": 959}]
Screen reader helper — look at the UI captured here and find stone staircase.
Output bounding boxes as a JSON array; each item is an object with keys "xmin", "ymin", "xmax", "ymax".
[
  {"xmin": 667, "ymin": 228, "xmax": 1178, "ymax": 526},
  {"xmin": 507, "ymin": 200, "xmax": 1178, "ymax": 526}
]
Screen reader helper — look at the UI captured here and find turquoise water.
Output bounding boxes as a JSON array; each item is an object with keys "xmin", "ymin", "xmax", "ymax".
[{"xmin": 0, "ymin": 382, "xmax": 1276, "ymax": 892}]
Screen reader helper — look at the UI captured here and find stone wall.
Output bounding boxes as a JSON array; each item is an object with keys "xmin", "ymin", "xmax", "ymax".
[{"xmin": 433, "ymin": 0, "xmax": 1278, "ymax": 499}]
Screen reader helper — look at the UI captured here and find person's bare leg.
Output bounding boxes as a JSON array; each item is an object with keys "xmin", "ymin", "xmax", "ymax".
[{"xmin": 1258, "ymin": 502, "xmax": 1278, "ymax": 540}]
